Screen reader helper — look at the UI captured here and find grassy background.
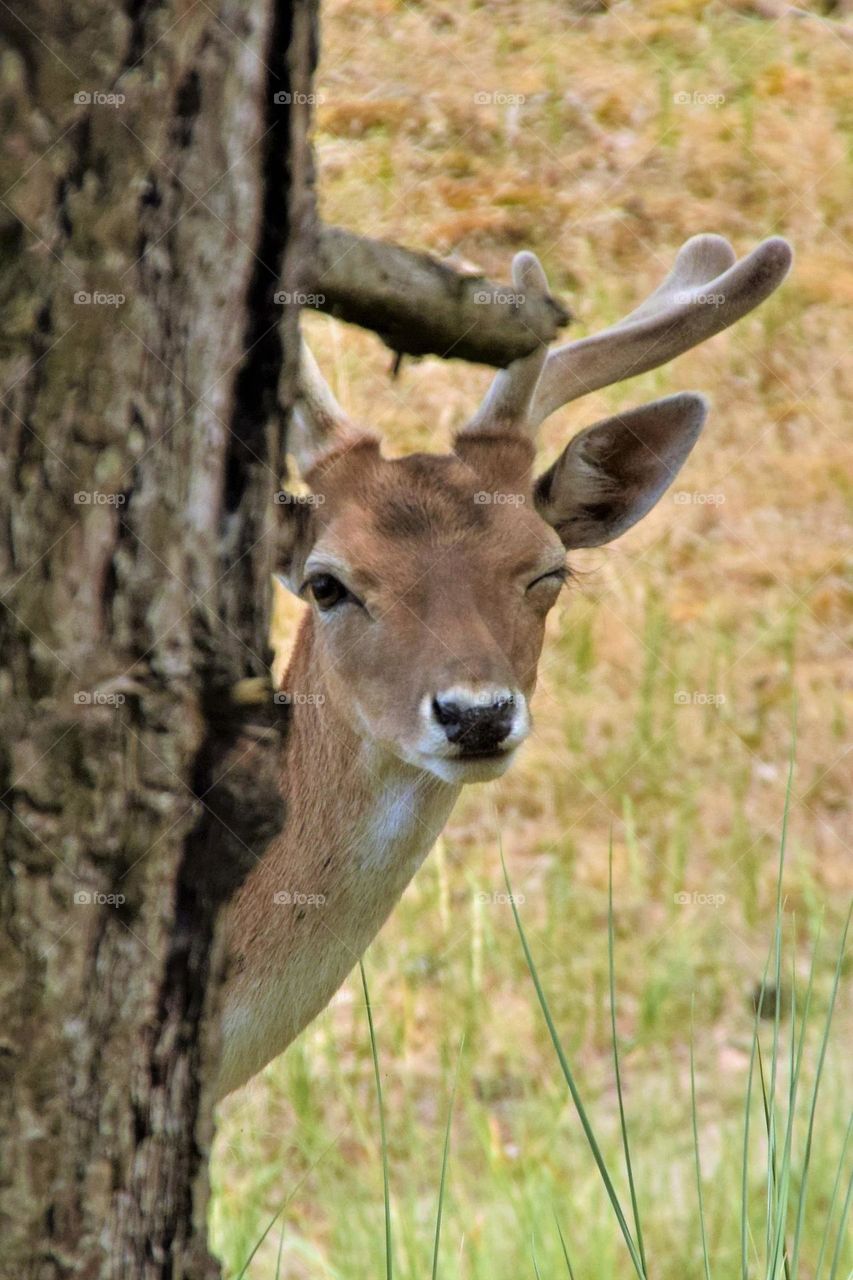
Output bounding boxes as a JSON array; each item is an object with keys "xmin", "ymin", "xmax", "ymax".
[{"xmin": 211, "ymin": 1, "xmax": 851, "ymax": 1275}]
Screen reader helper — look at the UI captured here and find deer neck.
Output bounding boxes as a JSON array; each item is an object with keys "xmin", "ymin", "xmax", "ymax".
[{"xmin": 218, "ymin": 615, "xmax": 460, "ymax": 1098}]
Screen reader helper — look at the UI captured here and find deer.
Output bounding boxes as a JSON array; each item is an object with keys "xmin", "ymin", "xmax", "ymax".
[{"xmin": 216, "ymin": 233, "xmax": 792, "ymax": 1099}]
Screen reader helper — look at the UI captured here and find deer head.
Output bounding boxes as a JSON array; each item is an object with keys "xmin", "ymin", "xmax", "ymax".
[{"xmin": 276, "ymin": 235, "xmax": 791, "ymax": 787}]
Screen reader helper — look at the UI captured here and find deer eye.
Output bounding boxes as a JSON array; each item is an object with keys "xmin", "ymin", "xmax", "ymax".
[
  {"xmin": 307, "ymin": 573, "xmax": 354, "ymax": 611},
  {"xmin": 527, "ymin": 565, "xmax": 569, "ymax": 592}
]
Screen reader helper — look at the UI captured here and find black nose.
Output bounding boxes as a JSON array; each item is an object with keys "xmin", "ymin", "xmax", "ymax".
[{"xmin": 432, "ymin": 695, "xmax": 515, "ymax": 755}]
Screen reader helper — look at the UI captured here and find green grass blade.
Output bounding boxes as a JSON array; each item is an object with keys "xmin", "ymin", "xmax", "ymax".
[
  {"xmin": 234, "ymin": 1128, "xmax": 345, "ymax": 1280},
  {"xmin": 790, "ymin": 925, "xmax": 822, "ymax": 1277},
  {"xmin": 766, "ymin": 944, "xmax": 797, "ymax": 1280},
  {"xmin": 742, "ymin": 946, "xmax": 774, "ymax": 1280},
  {"xmin": 431, "ymin": 1036, "xmax": 464, "ymax": 1280},
  {"xmin": 274, "ymin": 1219, "xmax": 286, "ymax": 1280},
  {"xmin": 770, "ymin": 921, "xmax": 820, "ymax": 1280},
  {"xmin": 765, "ymin": 961, "xmax": 782, "ymax": 1269},
  {"xmin": 361, "ymin": 960, "xmax": 393, "ymax": 1280},
  {"xmin": 792, "ymin": 902, "xmax": 851, "ymax": 1279},
  {"xmin": 814, "ymin": 1115, "xmax": 852, "ymax": 1280},
  {"xmin": 691, "ymin": 1003, "xmax": 713, "ymax": 1280},
  {"xmin": 501, "ymin": 845, "xmax": 646, "ymax": 1279},
  {"xmin": 766, "ymin": 742, "xmax": 795, "ymax": 1269},
  {"xmin": 609, "ymin": 840, "xmax": 648, "ymax": 1276},
  {"xmin": 757, "ymin": 1036, "xmax": 790, "ymax": 1280},
  {"xmin": 827, "ymin": 1164, "xmax": 853, "ymax": 1280},
  {"xmin": 554, "ymin": 1212, "xmax": 577, "ymax": 1280},
  {"xmin": 769, "ymin": 939, "xmax": 802, "ymax": 1280}
]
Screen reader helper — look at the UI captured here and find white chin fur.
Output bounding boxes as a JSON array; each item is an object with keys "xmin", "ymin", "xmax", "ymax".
[{"xmin": 409, "ymin": 748, "xmax": 518, "ymax": 785}]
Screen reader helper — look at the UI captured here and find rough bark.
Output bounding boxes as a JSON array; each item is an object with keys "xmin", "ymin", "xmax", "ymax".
[
  {"xmin": 0, "ymin": 1, "xmax": 316, "ymax": 1276},
  {"xmin": 311, "ymin": 224, "xmax": 571, "ymax": 364}
]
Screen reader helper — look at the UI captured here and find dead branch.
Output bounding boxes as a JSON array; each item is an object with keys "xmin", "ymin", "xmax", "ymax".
[{"xmin": 306, "ymin": 225, "xmax": 571, "ymax": 367}]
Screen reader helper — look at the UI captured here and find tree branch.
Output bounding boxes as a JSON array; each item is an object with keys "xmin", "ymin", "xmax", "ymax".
[{"xmin": 308, "ymin": 225, "xmax": 571, "ymax": 367}]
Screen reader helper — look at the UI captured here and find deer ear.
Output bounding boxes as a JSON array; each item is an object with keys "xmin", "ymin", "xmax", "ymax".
[{"xmin": 533, "ymin": 393, "xmax": 709, "ymax": 549}]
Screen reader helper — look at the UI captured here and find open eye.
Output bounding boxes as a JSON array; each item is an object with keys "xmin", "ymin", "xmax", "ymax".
[{"xmin": 307, "ymin": 573, "xmax": 354, "ymax": 611}]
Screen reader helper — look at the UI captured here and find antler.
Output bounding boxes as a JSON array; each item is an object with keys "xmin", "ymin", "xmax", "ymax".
[
  {"xmin": 293, "ymin": 234, "xmax": 791, "ymax": 469},
  {"xmin": 462, "ymin": 234, "xmax": 792, "ymax": 436},
  {"xmin": 289, "ymin": 340, "xmax": 354, "ymax": 473},
  {"xmin": 462, "ymin": 251, "xmax": 552, "ymax": 434}
]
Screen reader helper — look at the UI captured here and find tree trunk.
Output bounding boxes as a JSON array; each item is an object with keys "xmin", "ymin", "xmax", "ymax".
[{"xmin": 0, "ymin": 1, "xmax": 317, "ymax": 1275}]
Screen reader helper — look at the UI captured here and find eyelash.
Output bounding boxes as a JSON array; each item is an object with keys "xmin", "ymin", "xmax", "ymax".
[{"xmin": 528, "ymin": 566, "xmax": 570, "ymax": 590}]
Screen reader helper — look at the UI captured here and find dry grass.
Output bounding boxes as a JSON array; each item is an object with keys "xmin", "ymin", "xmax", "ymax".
[{"xmin": 212, "ymin": 2, "xmax": 851, "ymax": 1275}]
